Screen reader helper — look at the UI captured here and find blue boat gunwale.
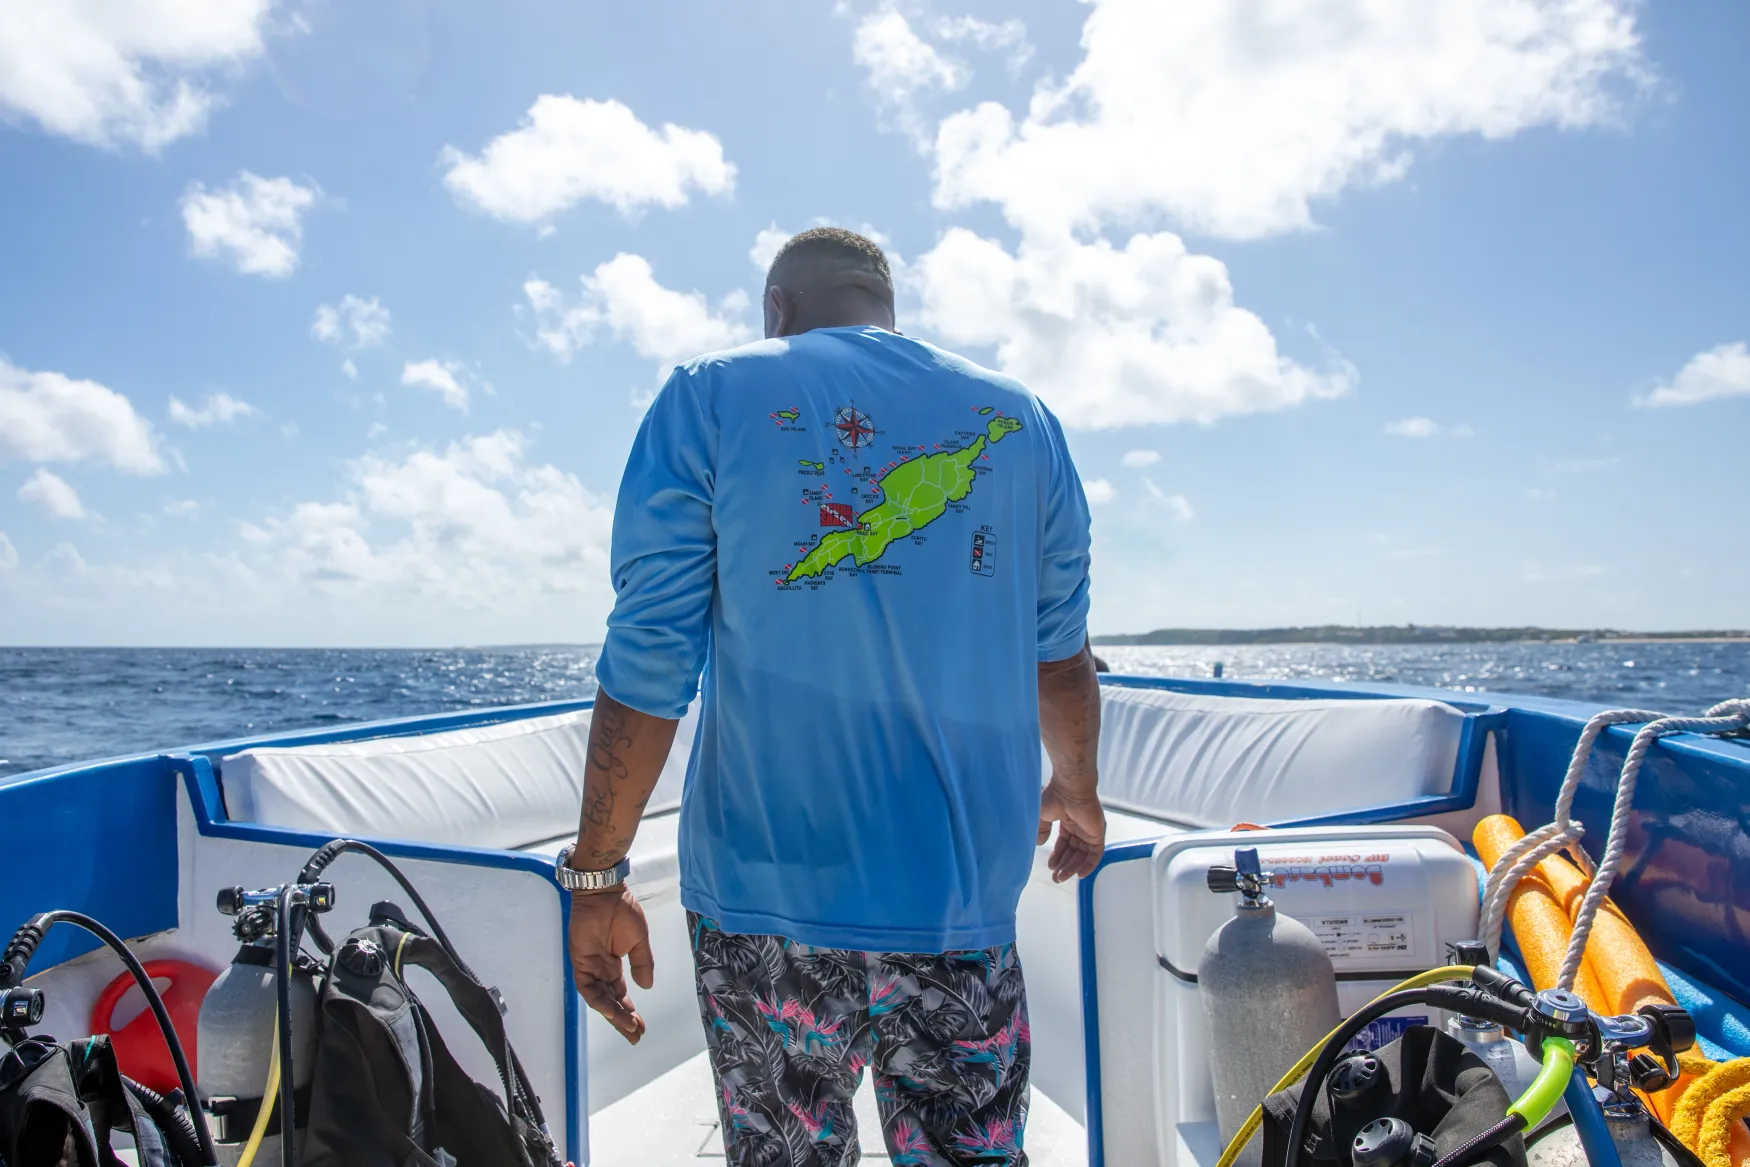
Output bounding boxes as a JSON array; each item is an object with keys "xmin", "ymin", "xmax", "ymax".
[{"xmin": 4, "ymin": 674, "xmax": 1747, "ymax": 1167}]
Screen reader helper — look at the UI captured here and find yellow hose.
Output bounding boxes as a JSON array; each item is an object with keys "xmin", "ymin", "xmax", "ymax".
[
  {"xmin": 234, "ymin": 1004, "xmax": 282, "ymax": 1167},
  {"xmin": 1214, "ymin": 967, "xmax": 1475, "ymax": 1167}
]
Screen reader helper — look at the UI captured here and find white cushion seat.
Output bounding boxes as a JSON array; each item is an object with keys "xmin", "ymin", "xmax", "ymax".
[
  {"xmin": 221, "ymin": 705, "xmax": 695, "ymax": 851},
  {"xmin": 1092, "ymin": 686, "xmax": 1464, "ymax": 827}
]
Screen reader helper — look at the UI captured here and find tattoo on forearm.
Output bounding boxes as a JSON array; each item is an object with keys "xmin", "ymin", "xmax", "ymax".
[{"xmin": 578, "ymin": 699, "xmax": 645, "ymax": 866}]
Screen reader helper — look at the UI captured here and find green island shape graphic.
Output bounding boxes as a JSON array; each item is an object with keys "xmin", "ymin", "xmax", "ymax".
[
  {"xmin": 977, "ymin": 406, "xmax": 995, "ymax": 415},
  {"xmin": 799, "ymin": 460, "xmax": 825, "ymax": 471},
  {"xmin": 787, "ymin": 416, "xmax": 1022, "ymax": 582},
  {"xmin": 775, "ymin": 408, "xmax": 800, "ymax": 422}
]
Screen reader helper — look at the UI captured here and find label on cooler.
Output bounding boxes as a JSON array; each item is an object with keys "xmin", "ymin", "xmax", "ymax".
[
  {"xmin": 1343, "ymin": 1014, "xmax": 1428, "ymax": 1053},
  {"xmin": 1307, "ymin": 911, "xmax": 1415, "ymax": 961}
]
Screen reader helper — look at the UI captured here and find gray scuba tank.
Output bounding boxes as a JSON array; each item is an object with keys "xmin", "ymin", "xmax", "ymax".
[
  {"xmin": 197, "ymin": 944, "xmax": 318, "ymax": 1166},
  {"xmin": 1201, "ymin": 847, "xmax": 1342, "ymax": 1167},
  {"xmin": 1526, "ymin": 1093, "xmax": 1683, "ymax": 1167}
]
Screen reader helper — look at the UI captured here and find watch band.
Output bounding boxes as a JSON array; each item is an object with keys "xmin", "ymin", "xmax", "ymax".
[{"xmin": 554, "ymin": 845, "xmax": 631, "ymax": 892}]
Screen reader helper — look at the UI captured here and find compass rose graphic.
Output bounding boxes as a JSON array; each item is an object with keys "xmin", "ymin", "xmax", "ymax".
[{"xmin": 834, "ymin": 406, "xmax": 875, "ymax": 450}]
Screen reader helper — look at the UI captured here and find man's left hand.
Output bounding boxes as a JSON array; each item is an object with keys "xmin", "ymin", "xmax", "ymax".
[{"xmin": 568, "ymin": 886, "xmax": 655, "ymax": 1044}]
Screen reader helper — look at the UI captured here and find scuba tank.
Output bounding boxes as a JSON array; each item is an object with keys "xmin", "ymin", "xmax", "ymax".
[
  {"xmin": 196, "ymin": 880, "xmax": 335, "ymax": 1166},
  {"xmin": 1202, "ymin": 848, "xmax": 1342, "ymax": 1167},
  {"xmin": 198, "ymin": 943, "xmax": 318, "ymax": 1164},
  {"xmin": 1446, "ymin": 1016, "xmax": 1540, "ymax": 1107},
  {"xmin": 1525, "ymin": 1095, "xmax": 1684, "ymax": 1167}
]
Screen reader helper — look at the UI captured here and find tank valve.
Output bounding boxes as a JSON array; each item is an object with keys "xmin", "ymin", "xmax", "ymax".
[{"xmin": 1206, "ymin": 848, "xmax": 1274, "ymax": 906}]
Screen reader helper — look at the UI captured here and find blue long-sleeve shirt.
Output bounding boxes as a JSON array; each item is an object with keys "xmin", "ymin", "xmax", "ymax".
[{"xmin": 595, "ymin": 326, "xmax": 1092, "ymax": 952}]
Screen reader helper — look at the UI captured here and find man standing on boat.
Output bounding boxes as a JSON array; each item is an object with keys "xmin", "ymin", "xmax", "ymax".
[{"xmin": 559, "ymin": 227, "xmax": 1102, "ymax": 1166}]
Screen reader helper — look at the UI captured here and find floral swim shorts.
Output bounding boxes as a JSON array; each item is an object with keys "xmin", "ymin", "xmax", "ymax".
[{"xmin": 687, "ymin": 912, "xmax": 1031, "ymax": 1166}]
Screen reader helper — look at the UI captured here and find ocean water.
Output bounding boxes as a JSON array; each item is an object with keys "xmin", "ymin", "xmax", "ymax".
[{"xmin": 1, "ymin": 641, "xmax": 1745, "ymax": 779}]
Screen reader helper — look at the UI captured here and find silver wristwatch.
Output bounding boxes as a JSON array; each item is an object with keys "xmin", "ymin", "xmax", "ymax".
[{"xmin": 554, "ymin": 845, "xmax": 631, "ymax": 892}]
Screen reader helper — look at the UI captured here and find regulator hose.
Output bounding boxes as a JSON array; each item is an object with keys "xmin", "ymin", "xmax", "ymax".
[
  {"xmin": 1428, "ymin": 1113, "xmax": 1527, "ymax": 1167},
  {"xmin": 275, "ymin": 887, "xmax": 299, "ymax": 1167},
  {"xmin": 123, "ymin": 1075, "xmax": 208, "ymax": 1167},
  {"xmin": 1510, "ymin": 1035, "xmax": 1575, "ymax": 1130},
  {"xmin": 1284, "ymin": 980, "xmax": 1534, "ymax": 1167},
  {"xmin": 1214, "ymin": 967, "xmax": 1478, "ymax": 1167},
  {"xmin": 0, "ymin": 911, "xmax": 219, "ymax": 1165},
  {"xmin": 296, "ymin": 839, "xmax": 468, "ymax": 973},
  {"xmin": 232, "ymin": 1004, "xmax": 281, "ymax": 1167},
  {"xmin": 1564, "ymin": 1065, "xmax": 1624, "ymax": 1167}
]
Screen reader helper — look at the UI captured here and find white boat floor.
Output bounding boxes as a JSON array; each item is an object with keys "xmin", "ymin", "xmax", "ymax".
[{"xmin": 589, "ymin": 1050, "xmax": 1088, "ymax": 1165}]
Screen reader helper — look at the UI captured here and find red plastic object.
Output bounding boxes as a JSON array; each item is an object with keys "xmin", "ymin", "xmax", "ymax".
[{"xmin": 90, "ymin": 960, "xmax": 218, "ymax": 1094}]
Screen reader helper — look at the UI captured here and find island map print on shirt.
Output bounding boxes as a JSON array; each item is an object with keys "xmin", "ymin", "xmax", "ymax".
[{"xmin": 771, "ymin": 403, "xmax": 1023, "ymax": 588}]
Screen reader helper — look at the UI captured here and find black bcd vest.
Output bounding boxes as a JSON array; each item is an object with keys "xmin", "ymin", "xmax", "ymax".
[{"xmin": 300, "ymin": 907, "xmax": 562, "ymax": 1167}]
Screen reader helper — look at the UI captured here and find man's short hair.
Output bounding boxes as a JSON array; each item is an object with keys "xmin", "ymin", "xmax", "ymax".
[{"xmin": 766, "ymin": 227, "xmax": 892, "ymax": 296}]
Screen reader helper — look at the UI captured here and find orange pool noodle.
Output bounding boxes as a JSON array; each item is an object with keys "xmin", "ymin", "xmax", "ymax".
[
  {"xmin": 1473, "ymin": 816, "xmax": 1606, "ymax": 1010},
  {"xmin": 1533, "ymin": 851, "xmax": 1675, "ymax": 1017},
  {"xmin": 1514, "ymin": 836, "xmax": 1691, "ymax": 1119}
]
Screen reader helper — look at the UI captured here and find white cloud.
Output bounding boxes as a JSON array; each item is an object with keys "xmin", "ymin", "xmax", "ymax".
[
  {"xmin": 1144, "ymin": 477, "xmax": 1195, "ymax": 522},
  {"xmin": 0, "ymin": 357, "xmax": 163, "ymax": 473},
  {"xmin": 0, "ymin": 0, "xmax": 273, "ymax": 152},
  {"xmin": 524, "ymin": 254, "xmax": 753, "ymax": 377},
  {"xmin": 0, "ymin": 531, "xmax": 15, "ymax": 572},
  {"xmin": 253, "ymin": 430, "xmax": 614, "ymax": 605},
  {"xmin": 18, "ymin": 468, "xmax": 88, "ymax": 520},
  {"xmin": 164, "ymin": 499, "xmax": 201, "ymax": 518},
  {"xmin": 1636, "ymin": 342, "xmax": 1750, "ymax": 408},
  {"xmin": 169, "ymin": 392, "xmax": 253, "ymax": 428},
  {"xmin": 1083, "ymin": 477, "xmax": 1116, "ymax": 505},
  {"xmin": 1120, "ymin": 449, "xmax": 1160, "ymax": 468},
  {"xmin": 933, "ymin": 15, "xmax": 1032, "ymax": 68},
  {"xmin": 400, "ymin": 360, "xmax": 471, "ymax": 411},
  {"xmin": 854, "ymin": 10, "xmax": 965, "ymax": 106},
  {"xmin": 440, "ymin": 95, "xmax": 735, "ymax": 224},
  {"xmin": 750, "ymin": 225, "xmax": 790, "ymax": 274},
  {"xmin": 930, "ymin": 0, "xmax": 1647, "ymax": 240},
  {"xmin": 914, "ymin": 227, "xmax": 1353, "ymax": 429},
  {"xmin": 1385, "ymin": 417, "xmax": 1474, "ymax": 438},
  {"xmin": 45, "ymin": 542, "xmax": 87, "ymax": 575},
  {"xmin": 312, "ymin": 295, "xmax": 391, "ymax": 349},
  {"xmin": 341, "ymin": 358, "xmax": 358, "ymax": 380},
  {"xmin": 181, "ymin": 172, "xmax": 317, "ymax": 277}
]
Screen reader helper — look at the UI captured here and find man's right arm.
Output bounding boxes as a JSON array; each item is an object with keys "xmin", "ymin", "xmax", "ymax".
[
  {"xmin": 1033, "ymin": 397, "xmax": 1102, "ymax": 881},
  {"xmin": 1037, "ymin": 645, "xmax": 1104, "ymax": 881}
]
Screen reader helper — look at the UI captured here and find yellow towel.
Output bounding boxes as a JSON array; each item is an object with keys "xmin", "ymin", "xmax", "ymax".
[
  {"xmin": 1676, "ymin": 1061, "xmax": 1750, "ymax": 1152},
  {"xmin": 1698, "ymin": 1084, "xmax": 1750, "ymax": 1167}
]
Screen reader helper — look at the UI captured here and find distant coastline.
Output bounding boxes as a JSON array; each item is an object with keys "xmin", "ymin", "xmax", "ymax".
[{"xmin": 1091, "ymin": 625, "xmax": 1750, "ymax": 646}]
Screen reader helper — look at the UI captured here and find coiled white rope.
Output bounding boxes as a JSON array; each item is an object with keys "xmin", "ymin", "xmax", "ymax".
[
  {"xmin": 1555, "ymin": 698, "xmax": 1750, "ymax": 990},
  {"xmin": 1477, "ymin": 708, "xmax": 1662, "ymax": 958},
  {"xmin": 1478, "ymin": 698, "xmax": 1750, "ymax": 989}
]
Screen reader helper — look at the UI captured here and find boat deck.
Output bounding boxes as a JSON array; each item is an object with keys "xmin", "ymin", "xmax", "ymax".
[{"xmin": 591, "ymin": 1050, "xmax": 1089, "ymax": 1164}]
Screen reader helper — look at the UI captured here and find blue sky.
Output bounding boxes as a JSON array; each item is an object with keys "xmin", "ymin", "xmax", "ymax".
[{"xmin": 0, "ymin": 0, "xmax": 1745, "ymax": 646}]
